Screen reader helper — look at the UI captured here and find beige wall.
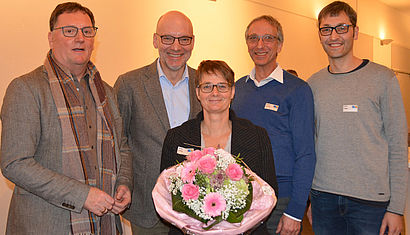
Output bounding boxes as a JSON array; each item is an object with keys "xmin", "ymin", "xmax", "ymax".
[
  {"xmin": 393, "ymin": 45, "xmax": 410, "ymax": 131},
  {"xmin": 1, "ymin": 0, "xmax": 409, "ymax": 233}
]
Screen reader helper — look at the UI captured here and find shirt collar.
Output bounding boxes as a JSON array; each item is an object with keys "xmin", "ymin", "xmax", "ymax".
[
  {"xmin": 157, "ymin": 58, "xmax": 189, "ymax": 86},
  {"xmin": 246, "ymin": 63, "xmax": 283, "ymax": 87},
  {"xmin": 49, "ymin": 51, "xmax": 91, "ymax": 83}
]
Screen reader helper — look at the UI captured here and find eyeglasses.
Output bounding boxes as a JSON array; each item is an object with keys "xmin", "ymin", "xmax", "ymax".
[
  {"xmin": 197, "ymin": 82, "xmax": 231, "ymax": 93},
  {"xmin": 156, "ymin": 34, "xmax": 193, "ymax": 46},
  {"xmin": 53, "ymin": 26, "xmax": 98, "ymax": 38},
  {"xmin": 246, "ymin": 34, "xmax": 278, "ymax": 44},
  {"xmin": 319, "ymin": 24, "xmax": 353, "ymax": 36}
]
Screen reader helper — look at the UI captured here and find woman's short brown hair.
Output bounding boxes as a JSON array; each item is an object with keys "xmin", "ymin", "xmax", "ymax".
[{"xmin": 196, "ymin": 60, "xmax": 234, "ymax": 88}]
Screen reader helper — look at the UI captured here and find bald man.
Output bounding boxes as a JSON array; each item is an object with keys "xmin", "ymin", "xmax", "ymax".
[{"xmin": 114, "ymin": 11, "xmax": 201, "ymax": 234}]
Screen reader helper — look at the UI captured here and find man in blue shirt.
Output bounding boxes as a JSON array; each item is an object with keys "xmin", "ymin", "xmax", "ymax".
[
  {"xmin": 231, "ymin": 15, "xmax": 316, "ymax": 235},
  {"xmin": 114, "ymin": 11, "xmax": 201, "ymax": 234}
]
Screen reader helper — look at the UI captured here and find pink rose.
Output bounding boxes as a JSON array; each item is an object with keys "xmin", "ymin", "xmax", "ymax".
[
  {"xmin": 197, "ymin": 155, "xmax": 216, "ymax": 174},
  {"xmin": 181, "ymin": 162, "xmax": 197, "ymax": 183},
  {"xmin": 187, "ymin": 150, "xmax": 203, "ymax": 162},
  {"xmin": 202, "ymin": 147, "xmax": 215, "ymax": 156},
  {"xmin": 203, "ymin": 192, "xmax": 226, "ymax": 217},
  {"xmin": 181, "ymin": 183, "xmax": 200, "ymax": 201},
  {"xmin": 225, "ymin": 163, "xmax": 243, "ymax": 181}
]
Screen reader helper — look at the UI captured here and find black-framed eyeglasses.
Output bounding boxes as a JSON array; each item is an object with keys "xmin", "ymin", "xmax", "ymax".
[
  {"xmin": 319, "ymin": 24, "xmax": 353, "ymax": 36},
  {"xmin": 156, "ymin": 34, "xmax": 193, "ymax": 46},
  {"xmin": 197, "ymin": 82, "xmax": 231, "ymax": 93},
  {"xmin": 53, "ymin": 26, "xmax": 98, "ymax": 38},
  {"xmin": 246, "ymin": 34, "xmax": 278, "ymax": 44}
]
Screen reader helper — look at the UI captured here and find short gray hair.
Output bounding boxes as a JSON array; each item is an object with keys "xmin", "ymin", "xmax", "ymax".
[{"xmin": 245, "ymin": 15, "xmax": 284, "ymax": 43}]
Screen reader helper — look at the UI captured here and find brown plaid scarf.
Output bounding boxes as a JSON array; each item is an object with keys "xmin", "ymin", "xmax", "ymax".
[{"xmin": 44, "ymin": 51, "xmax": 117, "ymax": 235}]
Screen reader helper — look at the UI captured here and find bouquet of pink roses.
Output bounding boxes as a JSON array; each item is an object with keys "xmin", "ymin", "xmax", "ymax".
[{"xmin": 153, "ymin": 147, "xmax": 277, "ymax": 234}]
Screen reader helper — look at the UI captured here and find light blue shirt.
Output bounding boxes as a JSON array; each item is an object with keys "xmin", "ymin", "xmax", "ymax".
[{"xmin": 157, "ymin": 59, "xmax": 190, "ymax": 128}]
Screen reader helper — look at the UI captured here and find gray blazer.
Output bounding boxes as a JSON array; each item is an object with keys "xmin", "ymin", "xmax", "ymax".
[
  {"xmin": 114, "ymin": 60, "xmax": 201, "ymax": 228},
  {"xmin": 0, "ymin": 65, "xmax": 133, "ymax": 235}
]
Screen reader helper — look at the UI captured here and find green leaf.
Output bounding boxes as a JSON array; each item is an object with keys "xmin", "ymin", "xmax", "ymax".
[
  {"xmin": 172, "ymin": 192, "xmax": 208, "ymax": 224},
  {"xmin": 203, "ymin": 216, "xmax": 223, "ymax": 230},
  {"xmin": 226, "ymin": 183, "xmax": 253, "ymax": 223},
  {"xmin": 227, "ymin": 214, "xmax": 244, "ymax": 223}
]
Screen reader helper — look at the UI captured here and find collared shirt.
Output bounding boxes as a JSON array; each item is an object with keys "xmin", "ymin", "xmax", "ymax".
[
  {"xmin": 246, "ymin": 63, "xmax": 283, "ymax": 87},
  {"xmin": 50, "ymin": 54, "xmax": 99, "ymax": 183},
  {"xmin": 72, "ymin": 73, "xmax": 99, "ymax": 186},
  {"xmin": 157, "ymin": 59, "xmax": 190, "ymax": 128}
]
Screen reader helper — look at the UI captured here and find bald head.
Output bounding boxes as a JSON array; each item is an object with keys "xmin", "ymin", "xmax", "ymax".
[
  {"xmin": 156, "ymin": 11, "xmax": 193, "ymax": 36},
  {"xmin": 153, "ymin": 11, "xmax": 195, "ymax": 80}
]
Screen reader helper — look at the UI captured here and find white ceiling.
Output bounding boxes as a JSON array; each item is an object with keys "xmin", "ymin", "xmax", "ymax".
[{"xmin": 378, "ymin": 0, "xmax": 410, "ymax": 15}]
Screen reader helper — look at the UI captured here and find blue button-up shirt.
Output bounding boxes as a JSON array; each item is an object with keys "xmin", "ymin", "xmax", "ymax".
[{"xmin": 157, "ymin": 59, "xmax": 190, "ymax": 128}]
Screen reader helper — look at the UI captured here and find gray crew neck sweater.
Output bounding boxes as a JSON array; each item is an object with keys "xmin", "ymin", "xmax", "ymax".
[{"xmin": 308, "ymin": 61, "xmax": 408, "ymax": 214}]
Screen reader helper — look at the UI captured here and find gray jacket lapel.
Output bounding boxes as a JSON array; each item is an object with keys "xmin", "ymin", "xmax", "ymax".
[
  {"xmin": 187, "ymin": 67, "xmax": 201, "ymax": 119},
  {"xmin": 142, "ymin": 60, "xmax": 201, "ymax": 130},
  {"xmin": 142, "ymin": 60, "xmax": 170, "ymax": 130}
]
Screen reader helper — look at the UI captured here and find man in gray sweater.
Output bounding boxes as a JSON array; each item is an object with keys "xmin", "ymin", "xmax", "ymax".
[{"xmin": 308, "ymin": 1, "xmax": 408, "ymax": 234}]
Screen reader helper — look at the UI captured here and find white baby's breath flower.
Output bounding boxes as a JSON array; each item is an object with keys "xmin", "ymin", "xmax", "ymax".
[
  {"xmin": 175, "ymin": 164, "xmax": 184, "ymax": 177},
  {"xmin": 217, "ymin": 180, "xmax": 249, "ymax": 216},
  {"xmin": 215, "ymin": 150, "xmax": 236, "ymax": 170}
]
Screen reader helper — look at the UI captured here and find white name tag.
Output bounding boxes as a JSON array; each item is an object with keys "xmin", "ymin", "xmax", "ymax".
[
  {"xmin": 264, "ymin": 103, "xmax": 279, "ymax": 112},
  {"xmin": 343, "ymin": 105, "xmax": 358, "ymax": 112},
  {"xmin": 177, "ymin": 146, "xmax": 194, "ymax": 156}
]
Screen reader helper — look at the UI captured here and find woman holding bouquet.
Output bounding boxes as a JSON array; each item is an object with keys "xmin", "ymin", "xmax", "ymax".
[{"xmin": 160, "ymin": 60, "xmax": 278, "ymax": 234}]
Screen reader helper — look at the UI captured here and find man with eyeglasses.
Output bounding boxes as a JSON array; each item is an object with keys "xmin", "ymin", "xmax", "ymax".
[
  {"xmin": 307, "ymin": 1, "xmax": 407, "ymax": 234},
  {"xmin": 231, "ymin": 15, "xmax": 316, "ymax": 235},
  {"xmin": 114, "ymin": 11, "xmax": 201, "ymax": 235},
  {"xmin": 1, "ymin": 2, "xmax": 132, "ymax": 234}
]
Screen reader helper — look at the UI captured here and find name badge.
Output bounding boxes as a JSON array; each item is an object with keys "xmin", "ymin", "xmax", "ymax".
[
  {"xmin": 343, "ymin": 105, "xmax": 358, "ymax": 112},
  {"xmin": 264, "ymin": 103, "xmax": 279, "ymax": 112},
  {"xmin": 177, "ymin": 146, "xmax": 194, "ymax": 156}
]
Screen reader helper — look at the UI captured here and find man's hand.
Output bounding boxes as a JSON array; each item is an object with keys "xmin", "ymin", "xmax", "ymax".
[
  {"xmin": 379, "ymin": 212, "xmax": 403, "ymax": 235},
  {"xmin": 111, "ymin": 185, "xmax": 131, "ymax": 214},
  {"xmin": 276, "ymin": 215, "xmax": 301, "ymax": 235},
  {"xmin": 83, "ymin": 187, "xmax": 115, "ymax": 216}
]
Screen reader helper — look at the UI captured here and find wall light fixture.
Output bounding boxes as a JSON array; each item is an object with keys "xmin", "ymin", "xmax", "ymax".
[{"xmin": 380, "ymin": 39, "xmax": 393, "ymax": 46}]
